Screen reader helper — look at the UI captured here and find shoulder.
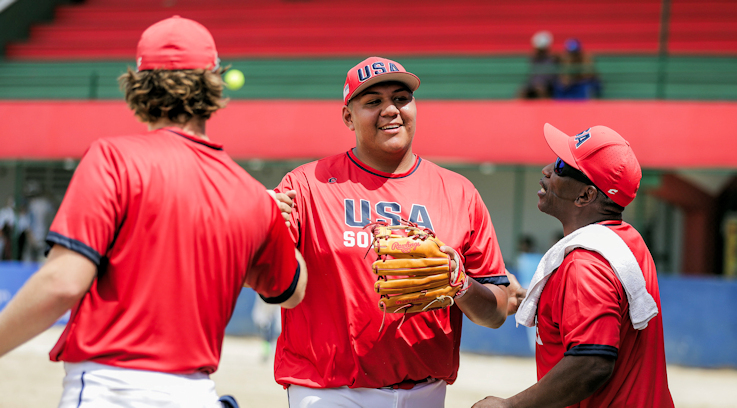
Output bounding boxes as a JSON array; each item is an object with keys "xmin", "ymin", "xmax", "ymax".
[
  {"xmin": 87, "ymin": 132, "xmax": 165, "ymax": 155},
  {"xmin": 558, "ymin": 249, "xmax": 623, "ymax": 291},
  {"xmin": 418, "ymin": 159, "xmax": 476, "ymax": 189},
  {"xmin": 562, "ymin": 249, "xmax": 611, "ymax": 269},
  {"xmin": 610, "ymin": 222, "xmax": 646, "ymax": 247},
  {"xmin": 285, "ymin": 152, "xmax": 348, "ymax": 180},
  {"xmin": 78, "ymin": 136, "xmax": 140, "ymax": 167},
  {"xmin": 277, "ymin": 154, "xmax": 344, "ymax": 194}
]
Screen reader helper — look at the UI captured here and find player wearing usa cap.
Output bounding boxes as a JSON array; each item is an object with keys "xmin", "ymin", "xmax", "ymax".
[
  {"xmin": 0, "ymin": 16, "xmax": 307, "ymax": 408},
  {"xmin": 474, "ymin": 124, "xmax": 673, "ymax": 407},
  {"xmin": 272, "ymin": 57, "xmax": 525, "ymax": 408}
]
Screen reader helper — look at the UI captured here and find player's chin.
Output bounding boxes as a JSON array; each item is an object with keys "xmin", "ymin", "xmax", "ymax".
[
  {"xmin": 537, "ymin": 200, "xmax": 558, "ymax": 218},
  {"xmin": 536, "ymin": 195, "xmax": 549, "ymax": 213},
  {"xmin": 376, "ymin": 129, "xmax": 409, "ymax": 143},
  {"xmin": 377, "ymin": 137, "xmax": 411, "ymax": 152}
]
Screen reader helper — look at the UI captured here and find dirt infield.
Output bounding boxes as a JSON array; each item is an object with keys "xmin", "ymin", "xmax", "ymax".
[{"xmin": 1, "ymin": 326, "xmax": 735, "ymax": 407}]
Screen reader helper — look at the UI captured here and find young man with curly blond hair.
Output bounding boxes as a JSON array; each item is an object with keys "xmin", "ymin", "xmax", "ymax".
[{"xmin": 0, "ymin": 16, "xmax": 306, "ymax": 408}]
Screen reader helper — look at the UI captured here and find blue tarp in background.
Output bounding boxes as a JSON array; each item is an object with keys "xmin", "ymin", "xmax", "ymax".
[{"xmin": 2, "ymin": 262, "xmax": 735, "ymax": 369}]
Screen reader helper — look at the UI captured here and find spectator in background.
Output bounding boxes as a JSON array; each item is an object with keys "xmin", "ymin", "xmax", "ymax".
[
  {"xmin": 24, "ymin": 181, "xmax": 55, "ymax": 262},
  {"xmin": 553, "ymin": 38, "xmax": 602, "ymax": 99},
  {"xmin": 515, "ymin": 235, "xmax": 542, "ymax": 287},
  {"xmin": 15, "ymin": 202, "xmax": 31, "ymax": 262},
  {"xmin": 0, "ymin": 198, "xmax": 15, "ymax": 260},
  {"xmin": 515, "ymin": 235, "xmax": 544, "ymax": 353},
  {"xmin": 251, "ymin": 295, "xmax": 281, "ymax": 362},
  {"xmin": 519, "ymin": 30, "xmax": 559, "ymax": 99}
]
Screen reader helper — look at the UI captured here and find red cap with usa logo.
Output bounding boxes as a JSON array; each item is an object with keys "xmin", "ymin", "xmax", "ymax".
[
  {"xmin": 343, "ymin": 56, "xmax": 420, "ymax": 106},
  {"xmin": 543, "ymin": 123, "xmax": 642, "ymax": 207}
]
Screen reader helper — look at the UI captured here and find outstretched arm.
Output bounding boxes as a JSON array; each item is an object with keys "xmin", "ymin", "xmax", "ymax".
[
  {"xmin": 472, "ymin": 355, "xmax": 615, "ymax": 408},
  {"xmin": 0, "ymin": 246, "xmax": 96, "ymax": 358},
  {"xmin": 263, "ymin": 188, "xmax": 305, "ymax": 309},
  {"xmin": 455, "ymin": 280, "xmax": 508, "ymax": 328}
]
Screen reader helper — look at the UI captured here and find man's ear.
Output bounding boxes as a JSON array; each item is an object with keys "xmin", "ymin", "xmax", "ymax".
[
  {"xmin": 342, "ymin": 105, "xmax": 355, "ymax": 131},
  {"xmin": 576, "ymin": 185, "xmax": 600, "ymax": 207}
]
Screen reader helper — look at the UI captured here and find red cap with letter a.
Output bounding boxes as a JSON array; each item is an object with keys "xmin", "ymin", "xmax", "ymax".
[
  {"xmin": 544, "ymin": 123, "xmax": 642, "ymax": 207},
  {"xmin": 343, "ymin": 56, "xmax": 420, "ymax": 106},
  {"xmin": 136, "ymin": 15, "xmax": 220, "ymax": 72}
]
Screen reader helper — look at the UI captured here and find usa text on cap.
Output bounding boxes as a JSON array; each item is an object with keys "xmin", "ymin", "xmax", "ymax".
[{"xmin": 343, "ymin": 57, "xmax": 420, "ymax": 106}]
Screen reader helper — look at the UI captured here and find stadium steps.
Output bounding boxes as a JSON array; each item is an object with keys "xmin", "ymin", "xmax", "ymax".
[
  {"xmin": 5, "ymin": 0, "xmax": 665, "ymax": 59},
  {"xmin": 669, "ymin": 0, "xmax": 737, "ymax": 53},
  {"xmin": 1, "ymin": 56, "xmax": 735, "ymax": 101},
  {"xmin": 4, "ymin": 0, "xmax": 735, "ymax": 59}
]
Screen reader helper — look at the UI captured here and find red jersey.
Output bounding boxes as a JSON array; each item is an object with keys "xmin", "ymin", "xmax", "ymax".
[
  {"xmin": 47, "ymin": 127, "xmax": 300, "ymax": 374},
  {"xmin": 274, "ymin": 150, "xmax": 507, "ymax": 389},
  {"xmin": 536, "ymin": 221, "xmax": 673, "ymax": 407}
]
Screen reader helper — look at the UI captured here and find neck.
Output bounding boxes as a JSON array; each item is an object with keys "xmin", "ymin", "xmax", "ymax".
[
  {"xmin": 352, "ymin": 148, "xmax": 416, "ymax": 174},
  {"xmin": 148, "ymin": 116, "xmax": 208, "ymax": 140},
  {"xmin": 562, "ymin": 213, "xmax": 622, "ymax": 236}
]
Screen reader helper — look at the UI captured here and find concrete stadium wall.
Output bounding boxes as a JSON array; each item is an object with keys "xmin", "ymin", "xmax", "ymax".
[{"xmin": 2, "ymin": 262, "xmax": 734, "ymax": 369}]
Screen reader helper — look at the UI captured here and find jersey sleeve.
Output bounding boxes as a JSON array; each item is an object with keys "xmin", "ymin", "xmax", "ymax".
[
  {"xmin": 46, "ymin": 140, "xmax": 126, "ymax": 265},
  {"xmin": 245, "ymin": 193, "xmax": 300, "ymax": 304},
  {"xmin": 464, "ymin": 189, "xmax": 508, "ymax": 286},
  {"xmin": 555, "ymin": 250, "xmax": 625, "ymax": 359}
]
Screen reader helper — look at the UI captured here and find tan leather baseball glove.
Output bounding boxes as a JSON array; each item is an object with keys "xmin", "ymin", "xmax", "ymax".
[{"xmin": 368, "ymin": 220, "xmax": 469, "ymax": 316}]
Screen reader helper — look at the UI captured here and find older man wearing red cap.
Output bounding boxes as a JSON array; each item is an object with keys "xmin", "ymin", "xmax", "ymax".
[
  {"xmin": 474, "ymin": 124, "xmax": 673, "ymax": 408},
  {"xmin": 271, "ymin": 56, "xmax": 525, "ymax": 408},
  {"xmin": 0, "ymin": 16, "xmax": 307, "ymax": 408}
]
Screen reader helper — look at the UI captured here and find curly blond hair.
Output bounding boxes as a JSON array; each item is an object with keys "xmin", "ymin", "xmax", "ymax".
[{"xmin": 118, "ymin": 67, "xmax": 228, "ymax": 124}]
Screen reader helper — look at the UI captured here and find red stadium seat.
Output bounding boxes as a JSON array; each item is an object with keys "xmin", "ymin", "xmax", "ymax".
[{"xmin": 3, "ymin": 0, "xmax": 734, "ymax": 60}]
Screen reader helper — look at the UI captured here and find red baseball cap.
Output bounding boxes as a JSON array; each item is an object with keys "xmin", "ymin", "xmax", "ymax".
[
  {"xmin": 136, "ymin": 16, "xmax": 220, "ymax": 71},
  {"xmin": 544, "ymin": 123, "xmax": 642, "ymax": 207},
  {"xmin": 343, "ymin": 57, "xmax": 420, "ymax": 106}
]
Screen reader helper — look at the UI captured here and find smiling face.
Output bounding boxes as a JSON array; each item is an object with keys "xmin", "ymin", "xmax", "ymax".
[{"xmin": 342, "ymin": 81, "xmax": 416, "ymax": 170}]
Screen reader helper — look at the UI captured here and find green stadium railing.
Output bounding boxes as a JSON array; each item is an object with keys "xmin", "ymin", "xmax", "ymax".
[{"xmin": 0, "ymin": 56, "xmax": 735, "ymax": 101}]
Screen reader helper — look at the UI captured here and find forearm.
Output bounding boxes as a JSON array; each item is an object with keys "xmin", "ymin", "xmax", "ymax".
[
  {"xmin": 279, "ymin": 248, "xmax": 307, "ymax": 309},
  {"xmin": 0, "ymin": 269, "xmax": 81, "ymax": 357},
  {"xmin": 455, "ymin": 281, "xmax": 508, "ymax": 328},
  {"xmin": 0, "ymin": 246, "xmax": 95, "ymax": 358},
  {"xmin": 505, "ymin": 355, "xmax": 614, "ymax": 408}
]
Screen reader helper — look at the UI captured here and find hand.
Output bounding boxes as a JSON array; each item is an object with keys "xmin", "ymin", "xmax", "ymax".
[
  {"xmin": 472, "ymin": 396, "xmax": 511, "ymax": 408},
  {"xmin": 267, "ymin": 189, "xmax": 296, "ymax": 228},
  {"xmin": 505, "ymin": 270, "xmax": 527, "ymax": 315},
  {"xmin": 439, "ymin": 245, "xmax": 460, "ymax": 276}
]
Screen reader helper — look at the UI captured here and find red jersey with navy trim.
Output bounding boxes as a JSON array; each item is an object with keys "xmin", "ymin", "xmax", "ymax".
[
  {"xmin": 47, "ymin": 127, "xmax": 299, "ymax": 374},
  {"xmin": 274, "ymin": 150, "xmax": 507, "ymax": 389},
  {"xmin": 535, "ymin": 221, "xmax": 673, "ymax": 407}
]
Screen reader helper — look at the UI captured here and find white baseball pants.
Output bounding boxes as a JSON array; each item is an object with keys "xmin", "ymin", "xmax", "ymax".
[
  {"xmin": 58, "ymin": 361, "xmax": 223, "ymax": 408},
  {"xmin": 287, "ymin": 379, "xmax": 447, "ymax": 408}
]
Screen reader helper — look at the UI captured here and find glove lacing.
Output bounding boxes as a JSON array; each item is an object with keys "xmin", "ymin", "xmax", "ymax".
[{"xmin": 369, "ymin": 219, "xmax": 467, "ymax": 332}]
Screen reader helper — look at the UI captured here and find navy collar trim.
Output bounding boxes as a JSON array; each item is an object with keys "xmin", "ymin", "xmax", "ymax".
[
  {"xmin": 346, "ymin": 150, "xmax": 421, "ymax": 179},
  {"xmin": 165, "ymin": 129, "xmax": 223, "ymax": 151}
]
